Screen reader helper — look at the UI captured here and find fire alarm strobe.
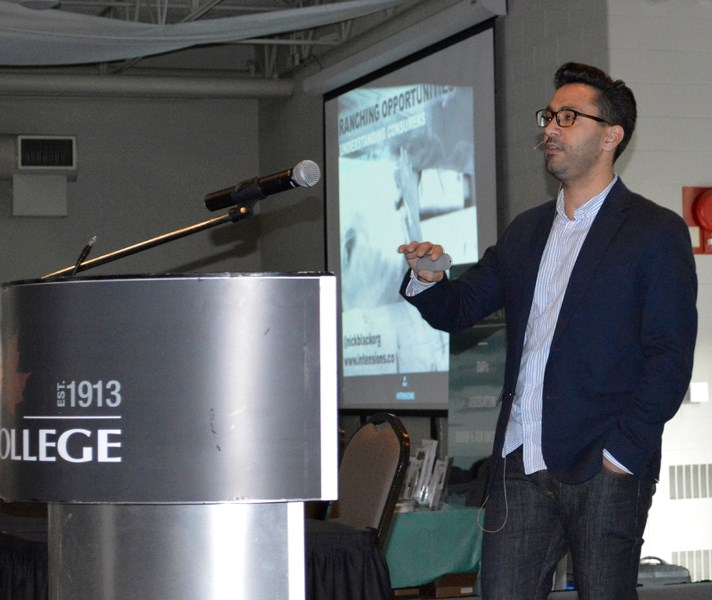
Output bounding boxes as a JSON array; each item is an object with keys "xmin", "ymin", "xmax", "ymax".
[
  {"xmin": 682, "ymin": 187, "xmax": 712, "ymax": 254},
  {"xmin": 693, "ymin": 189, "xmax": 712, "ymax": 232}
]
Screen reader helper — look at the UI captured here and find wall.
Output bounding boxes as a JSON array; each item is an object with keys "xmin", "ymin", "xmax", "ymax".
[
  {"xmin": 257, "ymin": 81, "xmax": 326, "ymax": 273},
  {"xmin": 0, "ymin": 96, "xmax": 261, "ymax": 283}
]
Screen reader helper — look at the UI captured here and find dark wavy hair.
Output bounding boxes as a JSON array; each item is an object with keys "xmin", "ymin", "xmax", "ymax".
[{"xmin": 554, "ymin": 62, "xmax": 637, "ymax": 161}]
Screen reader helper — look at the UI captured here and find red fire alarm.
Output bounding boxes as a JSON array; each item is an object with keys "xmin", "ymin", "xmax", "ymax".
[{"xmin": 682, "ymin": 187, "xmax": 712, "ymax": 254}]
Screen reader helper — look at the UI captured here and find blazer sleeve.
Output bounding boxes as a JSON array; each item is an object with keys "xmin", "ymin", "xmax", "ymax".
[{"xmin": 399, "ymin": 243, "xmax": 506, "ymax": 334}]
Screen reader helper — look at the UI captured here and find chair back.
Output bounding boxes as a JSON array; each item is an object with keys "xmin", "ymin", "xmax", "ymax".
[{"xmin": 329, "ymin": 412, "xmax": 409, "ymax": 546}]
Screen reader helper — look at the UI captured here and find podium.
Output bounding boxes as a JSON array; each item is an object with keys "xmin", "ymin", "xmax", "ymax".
[{"xmin": 0, "ymin": 273, "xmax": 337, "ymax": 600}]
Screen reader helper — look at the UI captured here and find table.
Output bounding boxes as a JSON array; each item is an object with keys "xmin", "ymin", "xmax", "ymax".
[
  {"xmin": 384, "ymin": 504, "xmax": 483, "ymax": 589},
  {"xmin": 0, "ymin": 533, "xmax": 47, "ymax": 600}
]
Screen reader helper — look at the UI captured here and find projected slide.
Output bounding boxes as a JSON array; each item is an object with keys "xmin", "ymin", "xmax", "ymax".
[
  {"xmin": 325, "ymin": 24, "xmax": 496, "ymax": 410},
  {"xmin": 339, "ymin": 84, "xmax": 477, "ymax": 380}
]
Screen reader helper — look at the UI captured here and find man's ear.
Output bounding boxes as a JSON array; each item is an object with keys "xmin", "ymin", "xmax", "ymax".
[{"xmin": 603, "ymin": 124, "xmax": 624, "ymax": 154}]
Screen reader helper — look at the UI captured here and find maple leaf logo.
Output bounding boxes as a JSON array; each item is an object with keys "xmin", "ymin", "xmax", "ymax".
[{"xmin": 1, "ymin": 332, "xmax": 31, "ymax": 415}]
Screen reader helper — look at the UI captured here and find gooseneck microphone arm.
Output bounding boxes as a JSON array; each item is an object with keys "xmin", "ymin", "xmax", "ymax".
[
  {"xmin": 41, "ymin": 160, "xmax": 321, "ymax": 281},
  {"xmin": 41, "ymin": 206, "xmax": 252, "ymax": 280}
]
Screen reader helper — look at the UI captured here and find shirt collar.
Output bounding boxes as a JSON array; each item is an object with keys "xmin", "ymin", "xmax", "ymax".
[{"xmin": 556, "ymin": 175, "xmax": 619, "ymax": 221}]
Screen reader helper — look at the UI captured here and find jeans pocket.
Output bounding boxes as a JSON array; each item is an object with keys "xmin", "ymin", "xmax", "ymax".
[{"xmin": 601, "ymin": 462, "xmax": 633, "ymax": 479}]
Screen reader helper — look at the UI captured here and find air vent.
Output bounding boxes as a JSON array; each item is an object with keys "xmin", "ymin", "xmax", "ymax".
[
  {"xmin": 672, "ymin": 549, "xmax": 712, "ymax": 582},
  {"xmin": 18, "ymin": 135, "xmax": 76, "ymax": 169},
  {"xmin": 669, "ymin": 463, "xmax": 712, "ymax": 499}
]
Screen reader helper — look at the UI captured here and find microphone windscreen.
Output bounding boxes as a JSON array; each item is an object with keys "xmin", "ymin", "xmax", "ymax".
[{"xmin": 293, "ymin": 160, "xmax": 321, "ymax": 187}]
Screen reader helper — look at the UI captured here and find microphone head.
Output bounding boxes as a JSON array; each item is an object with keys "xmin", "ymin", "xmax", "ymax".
[{"xmin": 292, "ymin": 160, "xmax": 321, "ymax": 188}]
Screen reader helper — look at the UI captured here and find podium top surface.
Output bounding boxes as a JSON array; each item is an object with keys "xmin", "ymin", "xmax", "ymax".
[{"xmin": 4, "ymin": 271, "xmax": 334, "ymax": 288}]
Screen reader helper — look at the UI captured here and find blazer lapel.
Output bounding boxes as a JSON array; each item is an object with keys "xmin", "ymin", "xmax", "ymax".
[{"xmin": 552, "ymin": 180, "xmax": 630, "ymax": 345}]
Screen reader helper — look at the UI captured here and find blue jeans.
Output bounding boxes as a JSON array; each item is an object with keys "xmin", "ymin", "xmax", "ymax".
[{"xmin": 480, "ymin": 446, "xmax": 655, "ymax": 600}]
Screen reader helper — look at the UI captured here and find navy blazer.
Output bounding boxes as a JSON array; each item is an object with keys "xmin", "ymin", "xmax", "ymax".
[{"xmin": 401, "ymin": 179, "xmax": 697, "ymax": 484}]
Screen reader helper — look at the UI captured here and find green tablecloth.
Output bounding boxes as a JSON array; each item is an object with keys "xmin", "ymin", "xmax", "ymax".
[{"xmin": 383, "ymin": 504, "xmax": 483, "ymax": 589}]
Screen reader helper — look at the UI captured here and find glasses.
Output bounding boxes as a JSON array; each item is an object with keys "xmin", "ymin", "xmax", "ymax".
[{"xmin": 536, "ymin": 108, "xmax": 609, "ymax": 128}]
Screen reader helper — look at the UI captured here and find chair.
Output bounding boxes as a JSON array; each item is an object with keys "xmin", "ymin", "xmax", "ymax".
[{"xmin": 328, "ymin": 412, "xmax": 410, "ymax": 547}]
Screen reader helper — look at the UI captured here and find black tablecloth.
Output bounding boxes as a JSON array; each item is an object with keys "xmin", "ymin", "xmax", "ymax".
[
  {"xmin": 305, "ymin": 518, "xmax": 392, "ymax": 600},
  {"xmin": 0, "ymin": 532, "xmax": 48, "ymax": 600}
]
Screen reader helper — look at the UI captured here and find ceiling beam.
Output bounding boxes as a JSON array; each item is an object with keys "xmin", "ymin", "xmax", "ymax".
[{"xmin": 0, "ymin": 72, "xmax": 294, "ymax": 98}]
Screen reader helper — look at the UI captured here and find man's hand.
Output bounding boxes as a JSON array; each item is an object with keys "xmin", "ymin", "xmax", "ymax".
[
  {"xmin": 398, "ymin": 241, "xmax": 446, "ymax": 283},
  {"xmin": 602, "ymin": 456, "xmax": 628, "ymax": 474}
]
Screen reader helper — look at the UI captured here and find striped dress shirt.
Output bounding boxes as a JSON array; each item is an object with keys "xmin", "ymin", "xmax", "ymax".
[{"xmin": 502, "ymin": 177, "xmax": 617, "ymax": 474}]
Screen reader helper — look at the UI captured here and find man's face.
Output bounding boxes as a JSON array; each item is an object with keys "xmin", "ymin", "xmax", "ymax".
[{"xmin": 543, "ymin": 83, "xmax": 611, "ymax": 183}]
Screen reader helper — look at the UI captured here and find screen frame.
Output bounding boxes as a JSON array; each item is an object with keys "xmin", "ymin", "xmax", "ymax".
[{"xmin": 323, "ymin": 21, "xmax": 498, "ymax": 414}]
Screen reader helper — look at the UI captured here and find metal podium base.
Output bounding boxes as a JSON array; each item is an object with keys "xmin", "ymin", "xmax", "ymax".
[{"xmin": 48, "ymin": 502, "xmax": 305, "ymax": 600}]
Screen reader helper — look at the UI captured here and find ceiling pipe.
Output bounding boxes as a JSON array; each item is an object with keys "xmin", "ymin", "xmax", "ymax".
[{"xmin": 0, "ymin": 72, "xmax": 293, "ymax": 98}]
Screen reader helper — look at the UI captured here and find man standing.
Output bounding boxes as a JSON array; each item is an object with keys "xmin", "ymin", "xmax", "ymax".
[{"xmin": 398, "ymin": 63, "xmax": 697, "ymax": 599}]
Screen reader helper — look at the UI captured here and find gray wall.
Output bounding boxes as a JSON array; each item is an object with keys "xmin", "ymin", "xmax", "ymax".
[
  {"xmin": 0, "ymin": 96, "xmax": 261, "ymax": 282},
  {"xmin": 258, "ymin": 83, "xmax": 326, "ymax": 273}
]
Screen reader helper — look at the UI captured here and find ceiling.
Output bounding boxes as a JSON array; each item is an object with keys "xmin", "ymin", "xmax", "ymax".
[
  {"xmin": 42, "ymin": 0, "xmax": 352, "ymax": 22},
  {"xmin": 1, "ymin": 0, "xmax": 415, "ymax": 79}
]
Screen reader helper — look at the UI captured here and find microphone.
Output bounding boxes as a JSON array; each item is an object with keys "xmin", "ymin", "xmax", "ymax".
[{"xmin": 204, "ymin": 160, "xmax": 321, "ymax": 212}]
